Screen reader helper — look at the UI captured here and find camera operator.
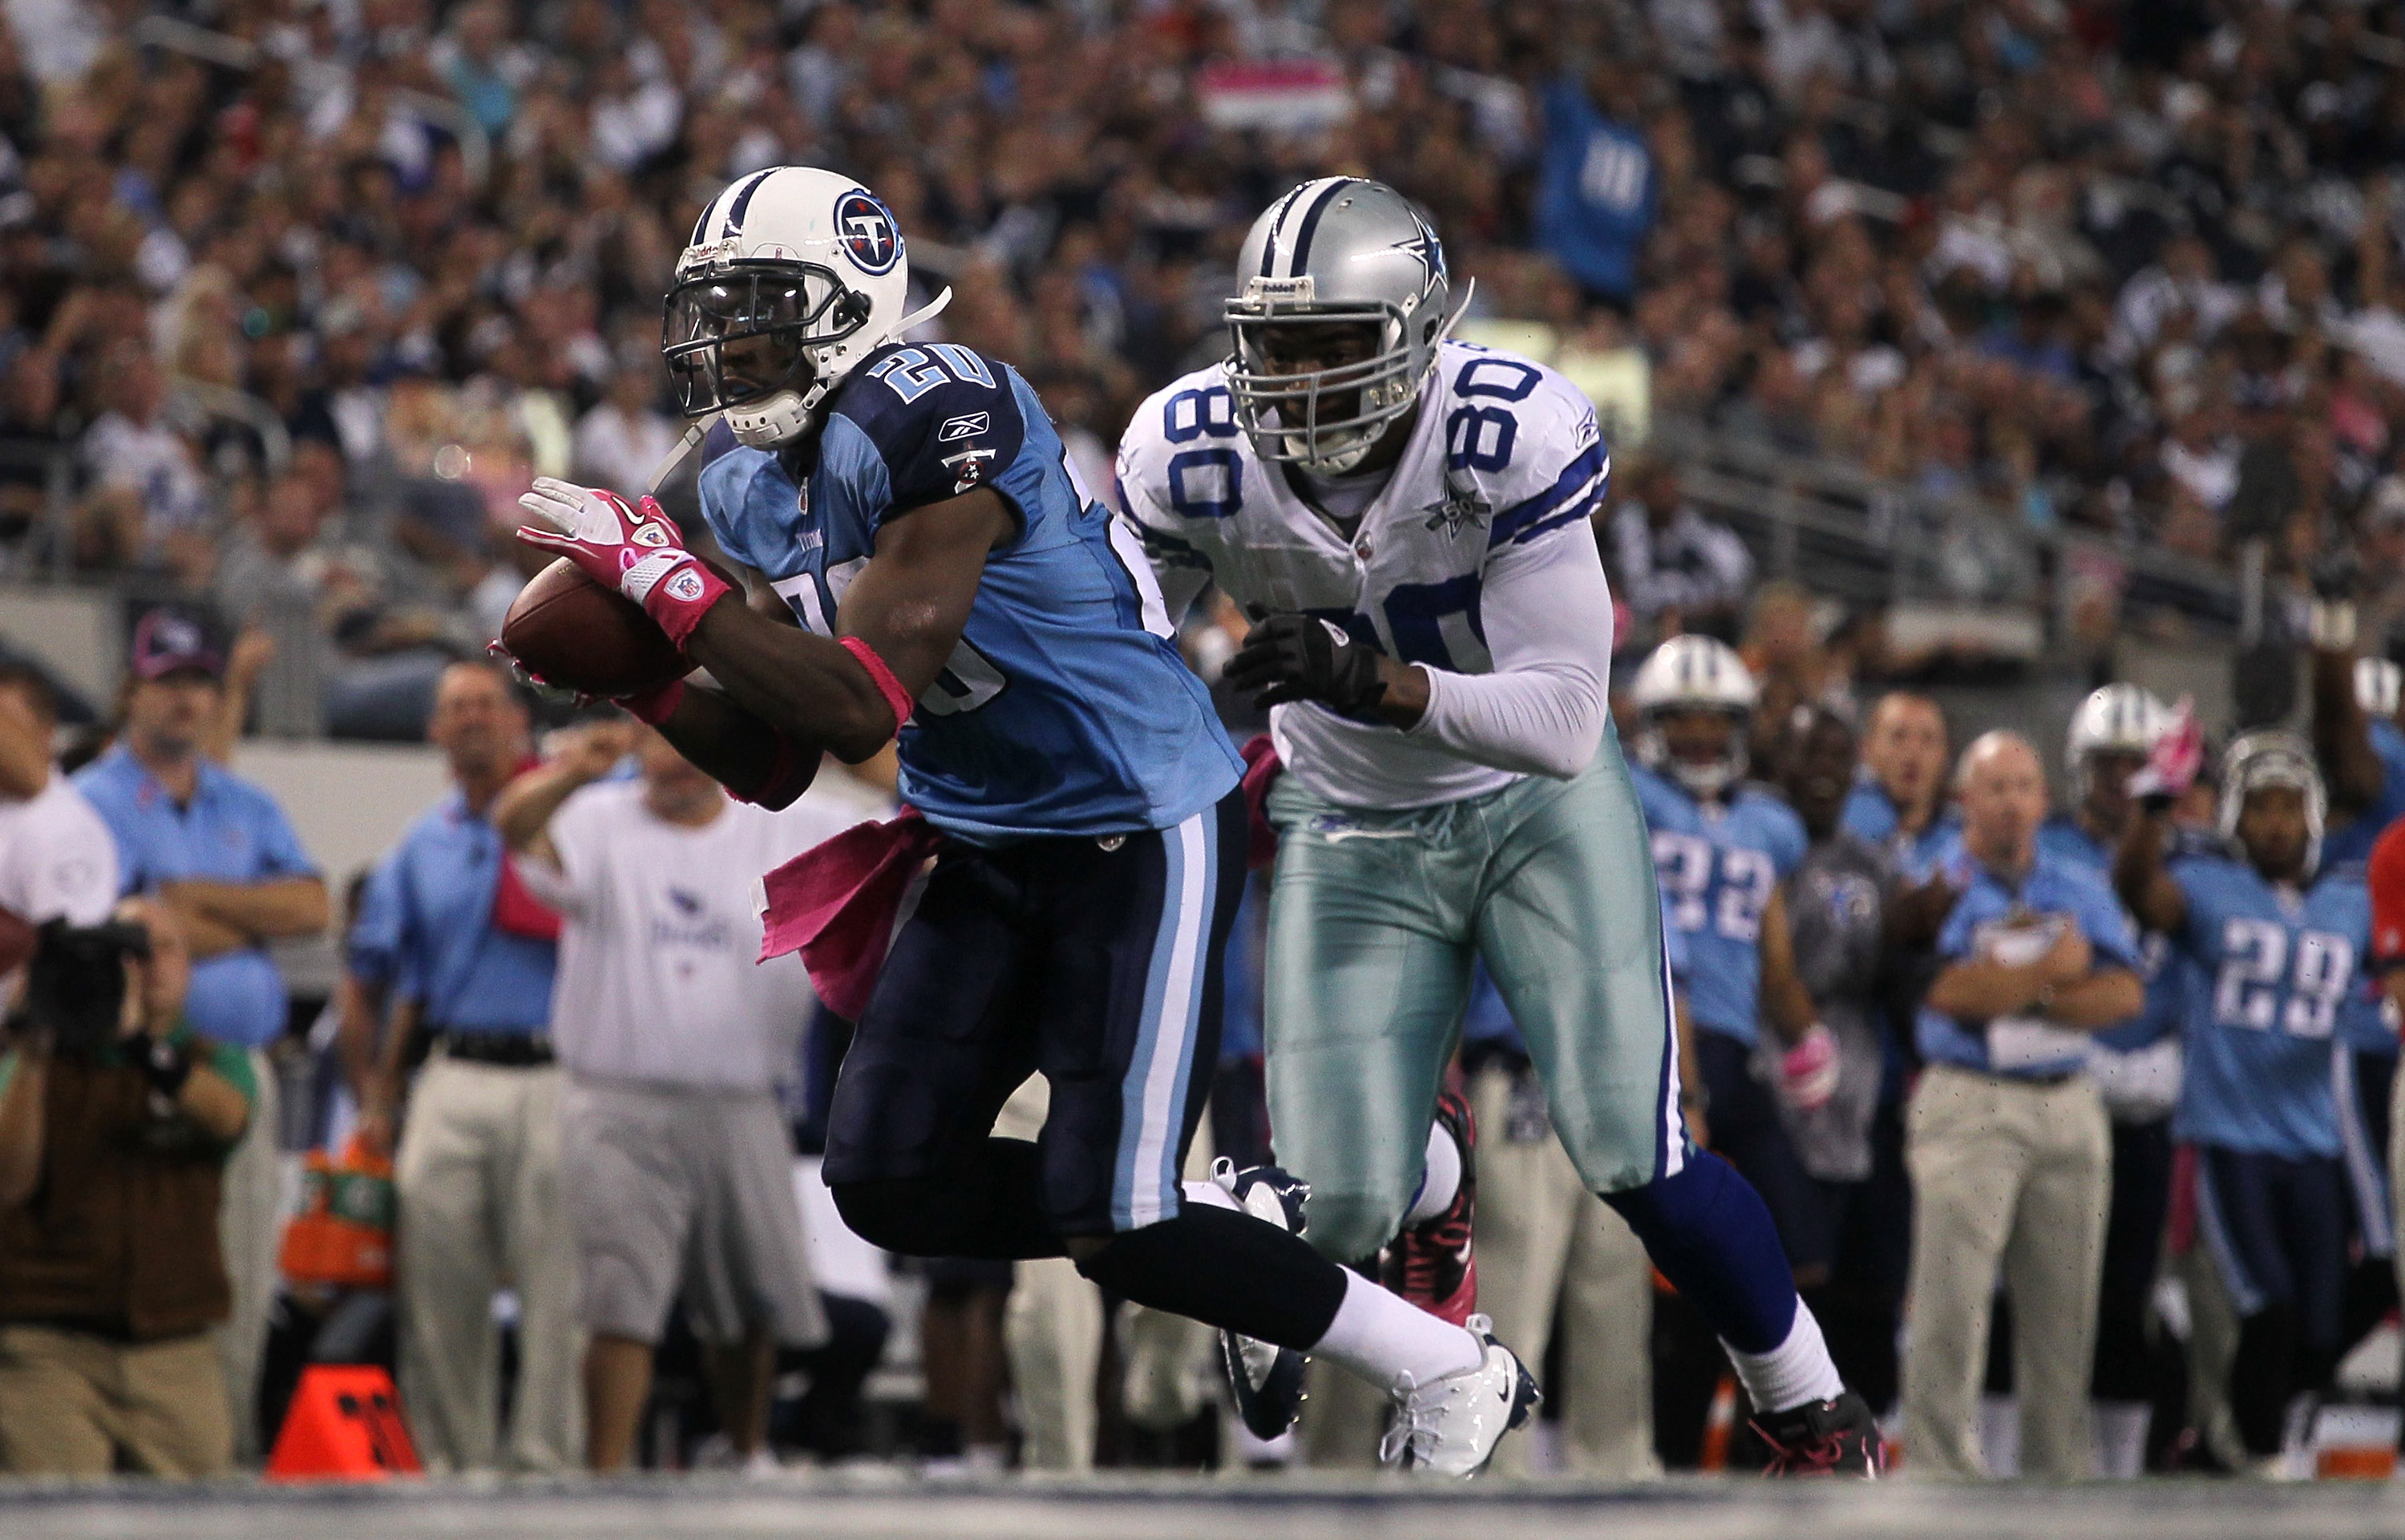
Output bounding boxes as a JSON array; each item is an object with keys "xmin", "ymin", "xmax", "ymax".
[{"xmin": 0, "ymin": 899, "xmax": 256, "ymax": 1476}]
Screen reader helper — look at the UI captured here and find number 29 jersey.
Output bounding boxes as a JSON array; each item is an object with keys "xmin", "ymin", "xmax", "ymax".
[
  {"xmin": 1630, "ymin": 765, "xmax": 1809, "ymax": 1048},
  {"xmin": 1116, "ymin": 341, "xmax": 1611, "ymax": 811},
  {"xmin": 699, "ymin": 340, "xmax": 1240, "ymax": 844},
  {"xmin": 2166, "ymin": 852, "xmax": 2373, "ymax": 1159}
]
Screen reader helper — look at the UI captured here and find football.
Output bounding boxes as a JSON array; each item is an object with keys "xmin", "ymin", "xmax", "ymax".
[{"xmin": 499, "ymin": 559, "xmax": 689, "ymax": 700}]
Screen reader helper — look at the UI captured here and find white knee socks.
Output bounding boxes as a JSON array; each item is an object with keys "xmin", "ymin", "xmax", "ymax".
[{"xmin": 1724, "ymin": 1299, "xmax": 1845, "ymax": 1414}]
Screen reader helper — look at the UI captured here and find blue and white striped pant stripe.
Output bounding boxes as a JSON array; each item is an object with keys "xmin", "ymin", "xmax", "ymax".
[{"xmin": 1113, "ymin": 806, "xmax": 1219, "ymax": 1231}]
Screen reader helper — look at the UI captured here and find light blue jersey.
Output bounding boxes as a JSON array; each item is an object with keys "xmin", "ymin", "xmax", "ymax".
[
  {"xmin": 701, "ymin": 341, "xmax": 1240, "ymax": 843},
  {"xmin": 2324, "ymin": 716, "xmax": 2405, "ymax": 870},
  {"xmin": 2168, "ymin": 852, "xmax": 2371, "ymax": 1159},
  {"xmin": 2035, "ymin": 814, "xmax": 2181, "ymax": 1052},
  {"xmin": 1917, "ymin": 848, "xmax": 2141, "ymax": 1077},
  {"xmin": 1631, "ymin": 766, "xmax": 1806, "ymax": 1047},
  {"xmin": 1839, "ymin": 774, "xmax": 1960, "ymax": 882}
]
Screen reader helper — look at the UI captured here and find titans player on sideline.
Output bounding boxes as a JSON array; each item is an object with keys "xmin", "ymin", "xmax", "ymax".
[
  {"xmin": 510, "ymin": 166, "xmax": 1535, "ymax": 1476},
  {"xmin": 1118, "ymin": 178, "xmax": 1879, "ymax": 1472},
  {"xmin": 2117, "ymin": 732, "xmax": 2375, "ymax": 1473}
]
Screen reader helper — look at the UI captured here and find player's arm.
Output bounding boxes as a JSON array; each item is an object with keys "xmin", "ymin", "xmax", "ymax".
[
  {"xmin": 0, "ymin": 684, "xmax": 47, "ymax": 800},
  {"xmin": 1757, "ymin": 885, "xmax": 1818, "ymax": 1049},
  {"xmin": 674, "ymin": 487, "xmax": 1012, "ymax": 760},
  {"xmin": 2113, "ymin": 806, "xmax": 2189, "ymax": 936},
  {"xmin": 2314, "ymin": 641, "xmax": 2385, "ymax": 818},
  {"xmin": 1227, "ymin": 523, "xmax": 1610, "ymax": 775}
]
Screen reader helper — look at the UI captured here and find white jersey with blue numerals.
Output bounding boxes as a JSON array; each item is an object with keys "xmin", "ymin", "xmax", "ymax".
[
  {"xmin": 699, "ymin": 340, "xmax": 1240, "ymax": 844},
  {"xmin": 1629, "ymin": 764, "xmax": 1809, "ymax": 1048},
  {"xmin": 2167, "ymin": 851, "xmax": 2374, "ymax": 1159},
  {"xmin": 1116, "ymin": 340, "xmax": 1609, "ymax": 810}
]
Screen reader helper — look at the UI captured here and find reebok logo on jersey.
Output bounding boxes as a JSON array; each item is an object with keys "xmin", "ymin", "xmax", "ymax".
[{"xmin": 938, "ymin": 412, "xmax": 990, "ymax": 442}]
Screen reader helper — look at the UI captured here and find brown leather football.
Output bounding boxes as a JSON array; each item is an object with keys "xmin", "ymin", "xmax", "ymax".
[{"xmin": 499, "ymin": 558, "xmax": 689, "ymax": 699}]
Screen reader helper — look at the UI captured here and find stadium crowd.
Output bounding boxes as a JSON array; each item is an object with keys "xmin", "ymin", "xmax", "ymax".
[{"xmin": 7, "ymin": 0, "xmax": 2405, "ymax": 1488}]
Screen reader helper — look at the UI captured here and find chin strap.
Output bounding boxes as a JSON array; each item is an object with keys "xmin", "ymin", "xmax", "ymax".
[
  {"xmin": 646, "ymin": 412, "xmax": 723, "ymax": 495},
  {"xmin": 892, "ymin": 285, "xmax": 954, "ymax": 337}
]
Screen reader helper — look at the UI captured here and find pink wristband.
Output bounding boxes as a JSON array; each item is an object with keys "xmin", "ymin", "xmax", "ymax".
[
  {"xmin": 839, "ymin": 635, "xmax": 916, "ymax": 738},
  {"xmin": 618, "ymin": 677, "xmax": 685, "ymax": 726}
]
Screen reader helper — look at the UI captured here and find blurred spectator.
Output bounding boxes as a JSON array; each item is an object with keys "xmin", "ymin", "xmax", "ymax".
[
  {"xmin": 0, "ymin": 899, "xmax": 255, "ymax": 1477},
  {"xmin": 345, "ymin": 661, "xmax": 576, "ymax": 1474},
  {"xmin": 1536, "ymin": 60, "xmax": 1654, "ymax": 309},
  {"xmin": 1903, "ymin": 732, "xmax": 2142, "ymax": 1481},
  {"xmin": 1843, "ymin": 692, "xmax": 1959, "ymax": 883},
  {"xmin": 493, "ymin": 720, "xmax": 847, "ymax": 1473},
  {"xmin": 0, "ymin": 661, "xmax": 115, "ymax": 934},
  {"xmin": 572, "ymin": 355, "xmax": 683, "ymax": 497},
  {"xmin": 72, "ymin": 610, "xmax": 328, "ymax": 1462},
  {"xmin": 1606, "ymin": 456, "xmax": 1752, "ymax": 644},
  {"xmin": 76, "ymin": 338, "xmax": 208, "ymax": 580}
]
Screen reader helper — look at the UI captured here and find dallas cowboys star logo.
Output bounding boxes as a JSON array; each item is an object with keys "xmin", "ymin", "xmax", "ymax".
[
  {"xmin": 1393, "ymin": 220, "xmax": 1445, "ymax": 289},
  {"xmin": 1423, "ymin": 481, "xmax": 1491, "ymax": 537}
]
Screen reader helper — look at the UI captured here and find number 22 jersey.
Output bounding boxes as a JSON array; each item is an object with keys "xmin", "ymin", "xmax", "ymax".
[
  {"xmin": 699, "ymin": 340, "xmax": 1240, "ymax": 843},
  {"xmin": 1629, "ymin": 766, "xmax": 1808, "ymax": 1048},
  {"xmin": 2166, "ymin": 851, "xmax": 2373, "ymax": 1159},
  {"xmin": 1116, "ymin": 340, "xmax": 1611, "ymax": 810}
]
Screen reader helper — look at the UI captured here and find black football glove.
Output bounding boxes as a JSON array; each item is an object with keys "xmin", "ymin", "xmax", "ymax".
[{"xmin": 1223, "ymin": 612, "xmax": 1388, "ymax": 721}]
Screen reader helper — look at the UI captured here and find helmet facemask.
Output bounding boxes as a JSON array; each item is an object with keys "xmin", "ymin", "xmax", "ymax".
[
  {"xmin": 662, "ymin": 261, "xmax": 873, "ymax": 447},
  {"xmin": 1640, "ymin": 705, "xmax": 1752, "ymax": 799},
  {"xmin": 1227, "ymin": 293, "xmax": 1443, "ymax": 476}
]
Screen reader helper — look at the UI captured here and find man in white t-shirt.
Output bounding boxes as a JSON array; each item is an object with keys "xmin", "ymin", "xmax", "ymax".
[
  {"xmin": 0, "ymin": 664, "xmax": 119, "ymax": 980},
  {"xmin": 494, "ymin": 718, "xmax": 863, "ymax": 1472}
]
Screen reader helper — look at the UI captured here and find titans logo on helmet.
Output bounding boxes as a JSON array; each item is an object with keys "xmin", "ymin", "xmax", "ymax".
[{"xmin": 835, "ymin": 190, "xmax": 901, "ymax": 275}]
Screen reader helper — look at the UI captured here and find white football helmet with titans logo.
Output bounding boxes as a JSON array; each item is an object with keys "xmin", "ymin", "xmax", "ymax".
[
  {"xmin": 1630, "ymin": 636, "xmax": 1760, "ymax": 797},
  {"xmin": 663, "ymin": 166, "xmax": 951, "ymax": 448}
]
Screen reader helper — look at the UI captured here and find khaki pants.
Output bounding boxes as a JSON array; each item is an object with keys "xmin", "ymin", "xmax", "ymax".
[
  {"xmin": 395, "ymin": 1055, "xmax": 581, "ymax": 1473},
  {"xmin": 1471, "ymin": 1063, "xmax": 1659, "ymax": 1479},
  {"xmin": 213, "ymin": 1045, "xmax": 281, "ymax": 1463},
  {"xmin": 0, "ymin": 1325, "xmax": 232, "ymax": 1477},
  {"xmin": 1902, "ymin": 1065, "xmax": 2110, "ymax": 1480},
  {"xmin": 999, "ymin": 1077, "xmax": 1215, "ymax": 1470}
]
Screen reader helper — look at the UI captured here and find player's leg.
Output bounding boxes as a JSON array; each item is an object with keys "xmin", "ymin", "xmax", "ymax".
[
  {"xmin": 2089, "ymin": 1117, "xmax": 2174, "ymax": 1477},
  {"xmin": 2281, "ymin": 1155, "xmax": 2353, "ymax": 1457},
  {"xmin": 1033, "ymin": 793, "xmax": 1534, "ymax": 1474},
  {"xmin": 2196, "ymin": 1146, "xmax": 2301, "ymax": 1462},
  {"xmin": 1258, "ymin": 778, "xmax": 1477, "ymax": 1265},
  {"xmin": 823, "ymin": 849, "xmax": 1056, "ymax": 1259},
  {"xmin": 1470, "ymin": 746, "xmax": 1863, "ymax": 1466}
]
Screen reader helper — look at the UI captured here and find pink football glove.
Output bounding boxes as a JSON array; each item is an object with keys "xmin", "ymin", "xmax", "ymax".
[
  {"xmin": 1780, "ymin": 1023, "xmax": 1841, "ymax": 1114},
  {"xmin": 2124, "ymin": 694, "xmax": 2202, "ymax": 805},
  {"xmin": 514, "ymin": 478, "xmax": 732, "ymax": 649}
]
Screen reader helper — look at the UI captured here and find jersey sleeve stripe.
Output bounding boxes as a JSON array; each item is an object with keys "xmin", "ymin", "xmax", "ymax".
[
  {"xmin": 1487, "ymin": 443, "xmax": 1610, "ymax": 547},
  {"xmin": 1506, "ymin": 496, "xmax": 1606, "ymax": 548}
]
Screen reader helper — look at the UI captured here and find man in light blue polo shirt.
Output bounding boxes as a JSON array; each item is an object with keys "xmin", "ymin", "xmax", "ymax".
[
  {"xmin": 75, "ymin": 608, "xmax": 329, "ymax": 1463},
  {"xmin": 1842, "ymin": 692, "xmax": 1962, "ymax": 883},
  {"xmin": 1899, "ymin": 731, "xmax": 2143, "ymax": 1482},
  {"xmin": 346, "ymin": 659, "xmax": 577, "ymax": 1474}
]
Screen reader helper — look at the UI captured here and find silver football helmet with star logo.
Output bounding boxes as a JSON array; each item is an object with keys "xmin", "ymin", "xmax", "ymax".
[
  {"xmin": 662, "ymin": 166, "xmax": 951, "ymax": 449},
  {"xmin": 1226, "ymin": 178, "xmax": 1471, "ymax": 476}
]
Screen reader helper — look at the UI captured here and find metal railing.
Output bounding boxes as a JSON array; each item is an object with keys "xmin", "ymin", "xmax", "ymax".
[{"xmin": 1647, "ymin": 412, "xmax": 2245, "ymax": 649}]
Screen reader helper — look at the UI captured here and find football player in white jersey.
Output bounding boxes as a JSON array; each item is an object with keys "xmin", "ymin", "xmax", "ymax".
[{"xmin": 1116, "ymin": 178, "xmax": 1879, "ymax": 1472}]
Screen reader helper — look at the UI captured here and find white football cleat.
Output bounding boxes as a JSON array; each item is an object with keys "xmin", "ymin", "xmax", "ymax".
[{"xmin": 1378, "ymin": 1313, "xmax": 1539, "ymax": 1477}]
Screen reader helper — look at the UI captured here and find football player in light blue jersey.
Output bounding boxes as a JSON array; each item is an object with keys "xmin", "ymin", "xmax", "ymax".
[
  {"xmin": 510, "ymin": 166, "xmax": 1533, "ymax": 1477},
  {"xmin": 2117, "ymin": 730, "xmax": 2373, "ymax": 1472},
  {"xmin": 1627, "ymin": 638, "xmax": 1837, "ymax": 1280},
  {"xmin": 2034, "ymin": 684, "xmax": 2188, "ymax": 1474}
]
